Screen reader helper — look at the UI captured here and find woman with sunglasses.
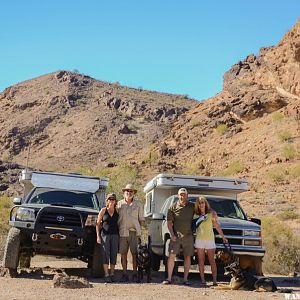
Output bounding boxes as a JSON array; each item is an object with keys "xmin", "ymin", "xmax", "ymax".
[
  {"xmin": 194, "ymin": 196, "xmax": 228, "ymax": 287},
  {"xmin": 96, "ymin": 193, "xmax": 119, "ymax": 282}
]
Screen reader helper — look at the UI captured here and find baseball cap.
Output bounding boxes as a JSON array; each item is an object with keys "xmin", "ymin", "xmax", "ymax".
[{"xmin": 178, "ymin": 188, "xmax": 188, "ymax": 195}]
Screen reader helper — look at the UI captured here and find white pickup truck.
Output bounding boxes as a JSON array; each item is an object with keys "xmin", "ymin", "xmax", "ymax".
[{"xmin": 144, "ymin": 173, "xmax": 264, "ymax": 275}]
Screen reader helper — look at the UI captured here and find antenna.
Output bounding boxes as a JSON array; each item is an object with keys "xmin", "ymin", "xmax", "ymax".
[{"xmin": 26, "ymin": 143, "xmax": 31, "ymax": 169}]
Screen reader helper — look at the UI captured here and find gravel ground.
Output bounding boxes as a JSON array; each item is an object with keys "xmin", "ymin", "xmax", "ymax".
[{"xmin": 0, "ymin": 257, "xmax": 299, "ymax": 300}]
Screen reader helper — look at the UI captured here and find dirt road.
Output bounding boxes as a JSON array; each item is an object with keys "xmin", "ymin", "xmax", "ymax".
[{"xmin": 0, "ymin": 257, "xmax": 299, "ymax": 300}]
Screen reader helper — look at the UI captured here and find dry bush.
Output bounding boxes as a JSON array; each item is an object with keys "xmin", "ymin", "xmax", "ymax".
[
  {"xmin": 262, "ymin": 217, "xmax": 300, "ymax": 274},
  {"xmin": 0, "ymin": 196, "xmax": 12, "ymax": 259},
  {"xmin": 221, "ymin": 161, "xmax": 245, "ymax": 176}
]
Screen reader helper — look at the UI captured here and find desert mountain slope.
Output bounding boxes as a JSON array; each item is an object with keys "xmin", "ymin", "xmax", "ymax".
[
  {"xmin": 146, "ymin": 20, "xmax": 300, "ymax": 220},
  {"xmin": 0, "ymin": 71, "xmax": 196, "ymax": 170}
]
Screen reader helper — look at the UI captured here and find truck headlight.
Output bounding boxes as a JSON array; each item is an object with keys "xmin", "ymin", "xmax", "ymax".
[
  {"xmin": 244, "ymin": 239, "xmax": 261, "ymax": 246},
  {"xmin": 15, "ymin": 207, "xmax": 35, "ymax": 221},
  {"xmin": 85, "ymin": 214, "xmax": 97, "ymax": 226},
  {"xmin": 243, "ymin": 230, "xmax": 260, "ymax": 236}
]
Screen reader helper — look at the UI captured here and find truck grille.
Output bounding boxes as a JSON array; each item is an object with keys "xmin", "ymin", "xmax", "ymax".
[
  {"xmin": 214, "ymin": 229, "xmax": 243, "ymax": 236},
  {"xmin": 38, "ymin": 212, "xmax": 82, "ymax": 227},
  {"xmin": 215, "ymin": 237, "xmax": 242, "ymax": 245}
]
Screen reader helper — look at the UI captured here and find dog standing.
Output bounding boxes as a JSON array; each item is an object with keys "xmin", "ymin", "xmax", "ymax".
[{"xmin": 136, "ymin": 239, "xmax": 151, "ymax": 283}]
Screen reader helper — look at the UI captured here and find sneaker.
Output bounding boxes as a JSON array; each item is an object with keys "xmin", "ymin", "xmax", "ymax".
[
  {"xmin": 183, "ymin": 280, "xmax": 192, "ymax": 286},
  {"xmin": 162, "ymin": 279, "xmax": 171, "ymax": 285},
  {"xmin": 104, "ymin": 275, "xmax": 112, "ymax": 283},
  {"xmin": 120, "ymin": 273, "xmax": 129, "ymax": 282},
  {"xmin": 110, "ymin": 275, "xmax": 115, "ymax": 283}
]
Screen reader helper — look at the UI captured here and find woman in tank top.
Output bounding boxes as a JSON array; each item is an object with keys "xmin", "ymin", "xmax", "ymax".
[
  {"xmin": 96, "ymin": 193, "xmax": 119, "ymax": 282},
  {"xmin": 194, "ymin": 196, "xmax": 228, "ymax": 286}
]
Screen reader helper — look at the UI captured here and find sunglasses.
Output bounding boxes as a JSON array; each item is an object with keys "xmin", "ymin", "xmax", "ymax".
[
  {"xmin": 126, "ymin": 190, "xmax": 134, "ymax": 193},
  {"xmin": 108, "ymin": 198, "xmax": 116, "ymax": 201}
]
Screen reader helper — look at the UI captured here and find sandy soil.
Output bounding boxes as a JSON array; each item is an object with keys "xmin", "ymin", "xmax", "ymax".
[{"xmin": 0, "ymin": 257, "xmax": 299, "ymax": 300}]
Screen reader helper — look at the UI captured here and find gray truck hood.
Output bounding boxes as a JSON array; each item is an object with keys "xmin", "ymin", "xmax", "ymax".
[{"xmin": 218, "ymin": 217, "xmax": 260, "ymax": 231}]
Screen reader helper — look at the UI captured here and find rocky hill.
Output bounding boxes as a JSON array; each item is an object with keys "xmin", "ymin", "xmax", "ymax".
[
  {"xmin": 0, "ymin": 20, "xmax": 299, "ymax": 229},
  {"xmin": 141, "ymin": 20, "xmax": 300, "ymax": 224},
  {"xmin": 0, "ymin": 71, "xmax": 196, "ymax": 171}
]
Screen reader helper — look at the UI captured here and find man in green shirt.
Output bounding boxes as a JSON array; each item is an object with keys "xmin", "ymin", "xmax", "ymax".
[{"xmin": 162, "ymin": 188, "xmax": 195, "ymax": 285}]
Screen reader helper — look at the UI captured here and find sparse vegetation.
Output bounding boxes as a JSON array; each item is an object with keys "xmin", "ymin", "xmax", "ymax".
[
  {"xmin": 189, "ymin": 119, "xmax": 201, "ymax": 129},
  {"xmin": 262, "ymin": 216, "xmax": 300, "ymax": 274},
  {"xmin": 277, "ymin": 130, "xmax": 292, "ymax": 142},
  {"xmin": 290, "ymin": 163, "xmax": 300, "ymax": 178},
  {"xmin": 221, "ymin": 161, "xmax": 245, "ymax": 176},
  {"xmin": 0, "ymin": 196, "xmax": 13, "ymax": 258},
  {"xmin": 272, "ymin": 111, "xmax": 284, "ymax": 122},
  {"xmin": 282, "ymin": 144, "xmax": 297, "ymax": 160},
  {"xmin": 267, "ymin": 167, "xmax": 287, "ymax": 182},
  {"xmin": 277, "ymin": 210, "xmax": 300, "ymax": 221},
  {"xmin": 215, "ymin": 123, "xmax": 229, "ymax": 135}
]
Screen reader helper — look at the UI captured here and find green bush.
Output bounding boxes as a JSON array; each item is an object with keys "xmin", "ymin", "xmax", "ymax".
[
  {"xmin": 282, "ymin": 144, "xmax": 298, "ymax": 160},
  {"xmin": 277, "ymin": 210, "xmax": 300, "ymax": 221},
  {"xmin": 267, "ymin": 167, "xmax": 286, "ymax": 182},
  {"xmin": 277, "ymin": 130, "xmax": 292, "ymax": 142},
  {"xmin": 262, "ymin": 217, "xmax": 300, "ymax": 274},
  {"xmin": 0, "ymin": 196, "xmax": 13, "ymax": 258},
  {"xmin": 215, "ymin": 124, "xmax": 229, "ymax": 135},
  {"xmin": 291, "ymin": 163, "xmax": 300, "ymax": 178},
  {"xmin": 272, "ymin": 112, "xmax": 284, "ymax": 122},
  {"xmin": 221, "ymin": 161, "xmax": 245, "ymax": 176}
]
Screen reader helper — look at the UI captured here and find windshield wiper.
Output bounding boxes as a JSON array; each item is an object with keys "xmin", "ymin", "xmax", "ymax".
[{"xmin": 50, "ymin": 203, "xmax": 74, "ymax": 207}]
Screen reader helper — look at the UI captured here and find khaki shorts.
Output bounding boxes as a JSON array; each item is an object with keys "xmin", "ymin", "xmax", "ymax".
[
  {"xmin": 119, "ymin": 231, "xmax": 138, "ymax": 254},
  {"xmin": 169, "ymin": 234, "xmax": 194, "ymax": 256}
]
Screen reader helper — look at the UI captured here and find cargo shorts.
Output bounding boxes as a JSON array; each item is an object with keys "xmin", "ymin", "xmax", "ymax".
[
  {"xmin": 119, "ymin": 231, "xmax": 138, "ymax": 254},
  {"xmin": 169, "ymin": 234, "xmax": 194, "ymax": 256}
]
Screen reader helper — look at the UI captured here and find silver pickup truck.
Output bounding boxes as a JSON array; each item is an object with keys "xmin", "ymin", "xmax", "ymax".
[{"xmin": 144, "ymin": 173, "xmax": 265, "ymax": 275}]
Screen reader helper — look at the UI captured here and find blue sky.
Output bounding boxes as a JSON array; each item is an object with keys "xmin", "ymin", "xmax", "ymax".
[{"xmin": 0, "ymin": 1, "xmax": 299, "ymax": 100}]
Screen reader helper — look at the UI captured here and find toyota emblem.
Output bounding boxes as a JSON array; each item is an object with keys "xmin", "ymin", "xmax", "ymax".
[{"xmin": 56, "ymin": 216, "xmax": 64, "ymax": 222}]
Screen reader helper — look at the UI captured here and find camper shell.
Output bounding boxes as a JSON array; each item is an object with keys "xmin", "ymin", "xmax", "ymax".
[
  {"xmin": 144, "ymin": 174, "xmax": 265, "ymax": 275},
  {"xmin": 2, "ymin": 169, "xmax": 108, "ymax": 277}
]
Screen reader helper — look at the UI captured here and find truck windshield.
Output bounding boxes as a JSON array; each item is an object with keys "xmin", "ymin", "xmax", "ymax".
[
  {"xmin": 27, "ymin": 188, "xmax": 99, "ymax": 210},
  {"xmin": 181, "ymin": 196, "xmax": 246, "ymax": 220}
]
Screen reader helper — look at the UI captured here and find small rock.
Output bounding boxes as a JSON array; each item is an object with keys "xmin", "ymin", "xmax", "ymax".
[{"xmin": 53, "ymin": 273, "xmax": 93, "ymax": 289}]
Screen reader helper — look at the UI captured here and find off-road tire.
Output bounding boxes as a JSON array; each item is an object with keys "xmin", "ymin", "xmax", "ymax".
[
  {"xmin": 3, "ymin": 228, "xmax": 21, "ymax": 274},
  {"xmin": 90, "ymin": 244, "xmax": 104, "ymax": 278},
  {"xmin": 19, "ymin": 253, "xmax": 31, "ymax": 268}
]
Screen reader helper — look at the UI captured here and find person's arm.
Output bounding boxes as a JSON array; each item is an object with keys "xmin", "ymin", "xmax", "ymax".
[
  {"xmin": 212, "ymin": 211, "xmax": 228, "ymax": 244},
  {"xmin": 166, "ymin": 208, "xmax": 176, "ymax": 241},
  {"xmin": 96, "ymin": 208, "xmax": 105, "ymax": 244}
]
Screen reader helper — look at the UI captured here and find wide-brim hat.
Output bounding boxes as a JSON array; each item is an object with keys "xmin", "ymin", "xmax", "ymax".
[{"xmin": 122, "ymin": 183, "xmax": 137, "ymax": 193}]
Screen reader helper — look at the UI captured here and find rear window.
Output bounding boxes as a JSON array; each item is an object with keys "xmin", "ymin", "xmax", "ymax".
[
  {"xmin": 173, "ymin": 196, "xmax": 246, "ymax": 220},
  {"xmin": 27, "ymin": 188, "xmax": 99, "ymax": 210}
]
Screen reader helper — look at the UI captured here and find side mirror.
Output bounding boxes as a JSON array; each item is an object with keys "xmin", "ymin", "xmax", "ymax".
[
  {"xmin": 13, "ymin": 197, "xmax": 22, "ymax": 205},
  {"xmin": 152, "ymin": 213, "xmax": 165, "ymax": 220},
  {"xmin": 250, "ymin": 217, "xmax": 261, "ymax": 225}
]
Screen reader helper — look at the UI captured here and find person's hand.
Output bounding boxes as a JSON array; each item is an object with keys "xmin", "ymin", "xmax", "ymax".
[
  {"xmin": 222, "ymin": 237, "xmax": 228, "ymax": 244},
  {"xmin": 171, "ymin": 234, "xmax": 177, "ymax": 242},
  {"xmin": 97, "ymin": 237, "xmax": 101, "ymax": 244}
]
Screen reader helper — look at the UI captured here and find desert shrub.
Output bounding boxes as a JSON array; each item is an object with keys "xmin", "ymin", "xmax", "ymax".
[
  {"xmin": 77, "ymin": 162, "xmax": 142, "ymax": 201},
  {"xmin": 272, "ymin": 112, "xmax": 284, "ymax": 122},
  {"xmin": 267, "ymin": 167, "xmax": 287, "ymax": 182},
  {"xmin": 277, "ymin": 211, "xmax": 299, "ymax": 221},
  {"xmin": 189, "ymin": 119, "xmax": 201, "ymax": 129},
  {"xmin": 262, "ymin": 217, "xmax": 300, "ymax": 274},
  {"xmin": 221, "ymin": 161, "xmax": 245, "ymax": 176},
  {"xmin": 0, "ymin": 196, "xmax": 13, "ymax": 259},
  {"xmin": 215, "ymin": 124, "xmax": 228, "ymax": 135},
  {"xmin": 282, "ymin": 144, "xmax": 297, "ymax": 160},
  {"xmin": 290, "ymin": 163, "xmax": 300, "ymax": 178},
  {"xmin": 143, "ymin": 151, "xmax": 160, "ymax": 167},
  {"xmin": 277, "ymin": 130, "xmax": 292, "ymax": 142}
]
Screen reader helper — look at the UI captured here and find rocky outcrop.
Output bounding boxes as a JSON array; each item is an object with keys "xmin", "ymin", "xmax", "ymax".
[{"xmin": 53, "ymin": 273, "xmax": 92, "ymax": 289}]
